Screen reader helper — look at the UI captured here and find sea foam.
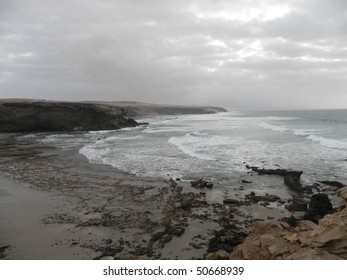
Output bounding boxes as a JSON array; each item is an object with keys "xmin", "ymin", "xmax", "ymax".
[
  {"xmin": 168, "ymin": 135, "xmax": 215, "ymax": 161},
  {"xmin": 307, "ymin": 135, "xmax": 347, "ymax": 150},
  {"xmin": 76, "ymin": 110, "xmax": 347, "ymax": 181},
  {"xmin": 259, "ymin": 122, "xmax": 290, "ymax": 132}
]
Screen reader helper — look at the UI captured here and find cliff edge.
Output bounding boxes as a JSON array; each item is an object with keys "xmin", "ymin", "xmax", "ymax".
[
  {"xmin": 0, "ymin": 100, "xmax": 138, "ymax": 132},
  {"xmin": 95, "ymin": 101, "xmax": 228, "ymax": 117}
]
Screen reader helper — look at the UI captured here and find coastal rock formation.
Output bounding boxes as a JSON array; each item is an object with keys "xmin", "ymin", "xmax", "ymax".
[
  {"xmin": 304, "ymin": 194, "xmax": 334, "ymax": 224},
  {"xmin": 284, "ymin": 173, "xmax": 303, "ymax": 192},
  {"xmin": 337, "ymin": 186, "xmax": 347, "ymax": 210},
  {"xmin": 230, "ymin": 189, "xmax": 347, "ymax": 260},
  {"xmin": 190, "ymin": 179, "xmax": 213, "ymax": 189},
  {"xmin": 206, "ymin": 225, "xmax": 248, "ymax": 260},
  {"xmin": 249, "ymin": 167, "xmax": 302, "ymax": 177},
  {"xmin": 94, "ymin": 101, "xmax": 227, "ymax": 117},
  {"xmin": 286, "ymin": 196, "xmax": 308, "ymax": 212},
  {"xmin": 319, "ymin": 181, "xmax": 345, "ymax": 188},
  {"xmin": 249, "ymin": 166, "xmax": 303, "ymax": 192},
  {"xmin": 245, "ymin": 192, "xmax": 282, "ymax": 204},
  {"xmin": 0, "ymin": 101, "xmax": 138, "ymax": 132}
]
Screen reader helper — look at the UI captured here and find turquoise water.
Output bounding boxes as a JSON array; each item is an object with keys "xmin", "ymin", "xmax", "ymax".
[{"xmin": 73, "ymin": 109, "xmax": 347, "ymax": 184}]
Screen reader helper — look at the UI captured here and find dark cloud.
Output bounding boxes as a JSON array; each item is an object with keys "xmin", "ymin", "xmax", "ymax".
[{"xmin": 0, "ymin": 0, "xmax": 346, "ymax": 109}]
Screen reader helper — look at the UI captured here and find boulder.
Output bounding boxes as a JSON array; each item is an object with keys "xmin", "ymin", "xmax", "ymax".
[
  {"xmin": 286, "ymin": 196, "xmax": 307, "ymax": 212},
  {"xmin": 103, "ymin": 246, "xmax": 123, "ymax": 256},
  {"xmin": 190, "ymin": 179, "xmax": 213, "ymax": 189},
  {"xmin": 281, "ymin": 215, "xmax": 299, "ymax": 228},
  {"xmin": 206, "ymin": 225, "xmax": 247, "ymax": 259},
  {"xmin": 304, "ymin": 194, "xmax": 334, "ymax": 224},
  {"xmin": 206, "ymin": 250, "xmax": 230, "ymax": 260},
  {"xmin": 284, "ymin": 173, "xmax": 303, "ymax": 192}
]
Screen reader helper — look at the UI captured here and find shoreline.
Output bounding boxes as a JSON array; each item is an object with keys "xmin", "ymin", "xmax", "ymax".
[
  {"xmin": 0, "ymin": 135, "xmax": 225, "ymax": 259},
  {"xmin": 0, "ymin": 132, "xmax": 345, "ymax": 259},
  {"xmin": 0, "ymin": 173, "xmax": 99, "ymax": 259}
]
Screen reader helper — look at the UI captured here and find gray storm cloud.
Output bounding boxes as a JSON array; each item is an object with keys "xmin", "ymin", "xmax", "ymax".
[{"xmin": 0, "ymin": 0, "xmax": 347, "ymax": 109}]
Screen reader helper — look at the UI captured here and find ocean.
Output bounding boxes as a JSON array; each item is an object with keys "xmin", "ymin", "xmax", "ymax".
[{"xmin": 39, "ymin": 109, "xmax": 347, "ymax": 187}]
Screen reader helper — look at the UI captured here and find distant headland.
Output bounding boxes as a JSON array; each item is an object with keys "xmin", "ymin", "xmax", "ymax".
[{"xmin": 0, "ymin": 99, "xmax": 227, "ymax": 133}]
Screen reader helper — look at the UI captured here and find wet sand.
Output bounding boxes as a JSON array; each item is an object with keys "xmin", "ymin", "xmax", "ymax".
[
  {"xmin": 0, "ymin": 174, "xmax": 101, "ymax": 259},
  {"xmin": 0, "ymin": 133, "xmax": 340, "ymax": 260}
]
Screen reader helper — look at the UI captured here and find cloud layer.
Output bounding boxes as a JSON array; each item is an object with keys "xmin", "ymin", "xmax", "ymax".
[{"xmin": 1, "ymin": 0, "xmax": 347, "ymax": 109}]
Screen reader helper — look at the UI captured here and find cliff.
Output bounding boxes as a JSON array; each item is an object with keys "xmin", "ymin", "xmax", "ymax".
[
  {"xmin": 94, "ymin": 101, "xmax": 227, "ymax": 117},
  {"xmin": 230, "ymin": 186, "xmax": 347, "ymax": 260},
  {"xmin": 0, "ymin": 100, "xmax": 138, "ymax": 132}
]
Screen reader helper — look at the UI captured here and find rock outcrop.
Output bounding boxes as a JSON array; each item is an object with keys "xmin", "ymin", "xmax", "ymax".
[
  {"xmin": 190, "ymin": 179, "xmax": 213, "ymax": 189},
  {"xmin": 0, "ymin": 101, "xmax": 138, "ymax": 132},
  {"xmin": 248, "ymin": 166, "xmax": 304, "ymax": 192},
  {"xmin": 304, "ymin": 194, "xmax": 334, "ymax": 224},
  {"xmin": 94, "ymin": 101, "xmax": 227, "ymax": 117},
  {"xmin": 230, "ymin": 187, "xmax": 347, "ymax": 260},
  {"xmin": 284, "ymin": 173, "xmax": 303, "ymax": 192},
  {"xmin": 319, "ymin": 181, "xmax": 345, "ymax": 188},
  {"xmin": 249, "ymin": 167, "xmax": 302, "ymax": 177}
]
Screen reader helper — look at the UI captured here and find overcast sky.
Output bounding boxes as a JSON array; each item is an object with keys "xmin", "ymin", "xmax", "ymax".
[{"xmin": 1, "ymin": 0, "xmax": 347, "ymax": 110}]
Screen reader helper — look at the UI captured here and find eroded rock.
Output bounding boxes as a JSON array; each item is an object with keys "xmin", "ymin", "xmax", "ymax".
[
  {"xmin": 245, "ymin": 192, "xmax": 282, "ymax": 204},
  {"xmin": 319, "ymin": 181, "xmax": 345, "ymax": 189},
  {"xmin": 230, "ymin": 189, "xmax": 347, "ymax": 260},
  {"xmin": 249, "ymin": 166, "xmax": 304, "ymax": 192},
  {"xmin": 206, "ymin": 225, "xmax": 247, "ymax": 259},
  {"xmin": 284, "ymin": 173, "xmax": 303, "ymax": 192},
  {"xmin": 304, "ymin": 194, "xmax": 334, "ymax": 224},
  {"xmin": 250, "ymin": 167, "xmax": 302, "ymax": 178},
  {"xmin": 286, "ymin": 196, "xmax": 308, "ymax": 212},
  {"xmin": 190, "ymin": 179, "xmax": 213, "ymax": 189}
]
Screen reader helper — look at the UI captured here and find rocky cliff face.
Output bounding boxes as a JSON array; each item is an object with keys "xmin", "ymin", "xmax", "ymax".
[
  {"xmin": 95, "ymin": 101, "xmax": 228, "ymax": 117},
  {"xmin": 0, "ymin": 101, "xmax": 138, "ymax": 132},
  {"xmin": 230, "ymin": 186, "xmax": 347, "ymax": 260}
]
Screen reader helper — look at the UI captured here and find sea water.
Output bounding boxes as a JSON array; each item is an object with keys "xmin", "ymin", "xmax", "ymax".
[{"xmin": 40, "ymin": 109, "xmax": 347, "ymax": 185}]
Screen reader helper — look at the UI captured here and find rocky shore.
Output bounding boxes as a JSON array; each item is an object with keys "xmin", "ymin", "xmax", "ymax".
[
  {"xmin": 230, "ymin": 187, "xmax": 347, "ymax": 260},
  {"xmin": 0, "ymin": 131, "xmax": 346, "ymax": 260}
]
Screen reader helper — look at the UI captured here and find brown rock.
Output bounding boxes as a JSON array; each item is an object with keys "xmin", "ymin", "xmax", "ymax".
[
  {"xmin": 206, "ymin": 250, "xmax": 229, "ymax": 260},
  {"xmin": 337, "ymin": 186, "xmax": 347, "ymax": 201},
  {"xmin": 230, "ymin": 191, "xmax": 347, "ymax": 260}
]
